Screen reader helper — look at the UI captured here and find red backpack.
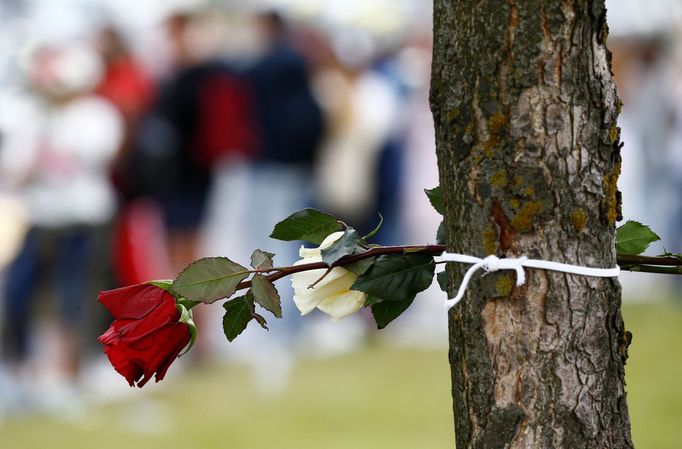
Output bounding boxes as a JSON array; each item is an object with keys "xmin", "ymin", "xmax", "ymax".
[{"xmin": 192, "ymin": 73, "xmax": 259, "ymax": 168}]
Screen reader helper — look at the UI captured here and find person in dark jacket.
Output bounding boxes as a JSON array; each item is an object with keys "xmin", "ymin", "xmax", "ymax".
[{"xmin": 248, "ymin": 11, "xmax": 324, "ymax": 167}]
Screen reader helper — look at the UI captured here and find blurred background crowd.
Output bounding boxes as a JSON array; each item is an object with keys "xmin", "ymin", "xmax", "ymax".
[
  {"xmin": 0, "ymin": 0, "xmax": 442, "ymax": 416},
  {"xmin": 0, "ymin": 0, "xmax": 680, "ymax": 441}
]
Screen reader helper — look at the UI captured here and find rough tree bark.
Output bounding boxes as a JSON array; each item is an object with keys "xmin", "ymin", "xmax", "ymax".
[{"xmin": 430, "ymin": 1, "xmax": 633, "ymax": 448}]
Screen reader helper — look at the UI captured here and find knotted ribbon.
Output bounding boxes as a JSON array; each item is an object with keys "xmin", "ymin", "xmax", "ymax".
[{"xmin": 434, "ymin": 253, "xmax": 620, "ymax": 310}]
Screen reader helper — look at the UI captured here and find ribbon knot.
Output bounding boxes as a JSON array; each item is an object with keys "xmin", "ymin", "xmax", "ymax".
[
  {"xmin": 480, "ymin": 255, "xmax": 528, "ymax": 285},
  {"xmin": 481, "ymin": 255, "xmax": 500, "ymax": 272},
  {"xmin": 434, "ymin": 252, "xmax": 620, "ymax": 311}
]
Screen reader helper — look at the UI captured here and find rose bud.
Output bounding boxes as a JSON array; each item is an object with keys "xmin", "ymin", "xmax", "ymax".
[
  {"xmin": 291, "ymin": 231, "xmax": 367, "ymax": 320},
  {"xmin": 98, "ymin": 283, "xmax": 195, "ymax": 387}
]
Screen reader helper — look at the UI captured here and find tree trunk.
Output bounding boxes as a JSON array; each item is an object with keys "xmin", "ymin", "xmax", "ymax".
[{"xmin": 430, "ymin": 1, "xmax": 633, "ymax": 447}]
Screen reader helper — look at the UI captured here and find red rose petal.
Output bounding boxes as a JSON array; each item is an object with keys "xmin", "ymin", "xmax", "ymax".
[
  {"xmin": 98, "ymin": 325, "xmax": 117, "ymax": 345},
  {"xmin": 98, "ymin": 283, "xmax": 191, "ymax": 388},
  {"xmin": 103, "ymin": 343, "xmax": 144, "ymax": 386},
  {"xmin": 109, "ymin": 300, "xmax": 179, "ymax": 345},
  {"xmin": 98, "ymin": 284, "xmax": 168, "ymax": 320},
  {"xmin": 154, "ymin": 327, "xmax": 191, "ymax": 383}
]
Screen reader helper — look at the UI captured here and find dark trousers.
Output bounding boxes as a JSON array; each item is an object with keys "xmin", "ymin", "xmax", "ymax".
[{"xmin": 3, "ymin": 226, "xmax": 92, "ymax": 361}]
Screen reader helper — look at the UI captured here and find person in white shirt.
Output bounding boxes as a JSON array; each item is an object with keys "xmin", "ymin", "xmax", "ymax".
[{"xmin": 0, "ymin": 43, "xmax": 122, "ymax": 386}]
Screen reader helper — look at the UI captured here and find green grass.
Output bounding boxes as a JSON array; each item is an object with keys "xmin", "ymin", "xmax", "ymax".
[
  {"xmin": 1, "ymin": 345, "xmax": 454, "ymax": 449},
  {"xmin": 623, "ymin": 301, "xmax": 682, "ymax": 449},
  {"xmin": 2, "ymin": 301, "xmax": 681, "ymax": 449}
]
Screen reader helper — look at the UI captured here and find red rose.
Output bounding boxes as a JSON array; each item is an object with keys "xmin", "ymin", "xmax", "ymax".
[{"xmin": 98, "ymin": 283, "xmax": 191, "ymax": 387}]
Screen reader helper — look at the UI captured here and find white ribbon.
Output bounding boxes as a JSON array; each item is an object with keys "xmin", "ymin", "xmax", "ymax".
[{"xmin": 434, "ymin": 253, "xmax": 621, "ymax": 310}]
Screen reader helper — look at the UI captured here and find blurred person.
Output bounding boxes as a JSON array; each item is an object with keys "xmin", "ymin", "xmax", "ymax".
[
  {"xmin": 668, "ymin": 93, "xmax": 682, "ymax": 260},
  {"xmin": 0, "ymin": 42, "xmax": 122, "ymax": 408},
  {"xmin": 380, "ymin": 34, "xmax": 448, "ymax": 346},
  {"xmin": 311, "ymin": 30, "xmax": 446, "ymax": 346},
  {"xmin": 245, "ymin": 10, "xmax": 324, "ymax": 329},
  {"xmin": 610, "ymin": 36, "xmax": 678, "ymax": 298},
  {"xmin": 204, "ymin": 10, "xmax": 323, "ymax": 285},
  {"xmin": 662, "ymin": 33, "xmax": 682, "ymax": 292},
  {"xmin": 0, "ymin": 90, "xmax": 33, "ymax": 275},
  {"xmin": 130, "ymin": 9, "xmax": 259, "ymax": 360},
  {"xmin": 131, "ymin": 10, "xmax": 257, "ymax": 275},
  {"xmin": 130, "ymin": 12, "xmax": 211, "ymax": 278},
  {"xmin": 312, "ymin": 28, "xmax": 402, "ymax": 235},
  {"xmin": 0, "ymin": 196, "xmax": 28, "ymax": 276},
  {"xmin": 93, "ymin": 24, "xmax": 169, "ymax": 288},
  {"xmin": 0, "ymin": 102, "xmax": 31, "ymax": 411},
  {"xmin": 247, "ymin": 11, "xmax": 323, "ymax": 169},
  {"xmin": 199, "ymin": 10, "xmax": 325, "ymax": 387},
  {"xmin": 95, "ymin": 25, "xmax": 155, "ymax": 192}
]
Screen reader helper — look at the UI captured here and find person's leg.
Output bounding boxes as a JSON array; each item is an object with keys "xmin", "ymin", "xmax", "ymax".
[
  {"xmin": 3, "ymin": 229, "xmax": 40, "ymax": 362},
  {"xmin": 55, "ymin": 227, "xmax": 92, "ymax": 378}
]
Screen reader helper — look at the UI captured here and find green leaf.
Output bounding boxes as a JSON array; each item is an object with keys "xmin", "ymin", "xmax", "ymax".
[
  {"xmin": 616, "ymin": 220, "xmax": 661, "ymax": 255},
  {"xmin": 270, "ymin": 208, "xmax": 343, "ymax": 244},
  {"xmin": 345, "ymin": 257, "xmax": 376, "ymax": 276},
  {"xmin": 173, "ymin": 257, "xmax": 250, "ymax": 304},
  {"xmin": 351, "ymin": 254, "xmax": 436, "ymax": 302},
  {"xmin": 250, "ymin": 249, "xmax": 275, "ymax": 270},
  {"xmin": 436, "ymin": 221, "xmax": 445, "ymax": 244},
  {"xmin": 222, "ymin": 295, "xmax": 254, "ymax": 342},
  {"xmin": 364, "ymin": 294, "xmax": 384, "ymax": 307},
  {"xmin": 251, "ymin": 310, "xmax": 269, "ymax": 330},
  {"xmin": 437, "ymin": 271, "xmax": 448, "ymax": 295},
  {"xmin": 425, "ymin": 186, "xmax": 444, "ymax": 215},
  {"xmin": 176, "ymin": 304, "xmax": 196, "ymax": 356},
  {"xmin": 363, "ymin": 213, "xmax": 384, "ymax": 241},
  {"xmin": 177, "ymin": 298, "xmax": 200, "ymax": 310},
  {"xmin": 146, "ymin": 279, "xmax": 174, "ymax": 291},
  {"xmin": 370, "ymin": 297, "xmax": 415, "ymax": 329},
  {"xmin": 436, "ymin": 271, "xmax": 455, "ymax": 299},
  {"xmin": 321, "ymin": 228, "xmax": 360, "ymax": 266},
  {"xmin": 245, "ymin": 291, "xmax": 269, "ymax": 330},
  {"xmin": 251, "ymin": 274, "xmax": 282, "ymax": 318}
]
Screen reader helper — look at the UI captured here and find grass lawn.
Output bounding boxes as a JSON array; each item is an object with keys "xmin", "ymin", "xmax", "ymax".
[
  {"xmin": 1, "ymin": 301, "xmax": 681, "ymax": 448},
  {"xmin": 623, "ymin": 300, "xmax": 682, "ymax": 449}
]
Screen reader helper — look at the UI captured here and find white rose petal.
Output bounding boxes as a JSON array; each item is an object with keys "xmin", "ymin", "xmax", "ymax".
[
  {"xmin": 299, "ymin": 246, "xmax": 321, "ymax": 258},
  {"xmin": 298, "ymin": 231, "xmax": 345, "ymax": 258},
  {"xmin": 317, "ymin": 290, "xmax": 366, "ymax": 321},
  {"xmin": 318, "ymin": 231, "xmax": 346, "ymax": 250},
  {"xmin": 290, "ymin": 231, "xmax": 367, "ymax": 320}
]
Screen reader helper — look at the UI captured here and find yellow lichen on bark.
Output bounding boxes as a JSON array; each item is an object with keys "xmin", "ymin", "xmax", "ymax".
[
  {"xmin": 482, "ymin": 223, "xmax": 498, "ymax": 255},
  {"xmin": 491, "ymin": 170, "xmax": 509, "ymax": 188},
  {"xmin": 604, "ymin": 161, "xmax": 621, "ymax": 224},
  {"xmin": 511, "ymin": 201, "xmax": 544, "ymax": 232},
  {"xmin": 483, "ymin": 112, "xmax": 507, "ymax": 157},
  {"xmin": 570, "ymin": 208, "xmax": 587, "ymax": 233},
  {"xmin": 609, "ymin": 124, "xmax": 620, "ymax": 144},
  {"xmin": 495, "ymin": 275, "xmax": 513, "ymax": 297}
]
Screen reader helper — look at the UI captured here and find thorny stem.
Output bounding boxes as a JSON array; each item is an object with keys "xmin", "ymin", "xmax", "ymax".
[
  {"xmin": 308, "ymin": 267, "xmax": 334, "ymax": 289},
  {"xmin": 234, "ymin": 246, "xmax": 682, "ymax": 292},
  {"xmin": 616, "ymin": 254, "xmax": 682, "ymax": 267},
  {"xmin": 619, "ymin": 265, "xmax": 682, "ymax": 275},
  {"xmin": 618, "ymin": 255, "xmax": 682, "ymax": 274},
  {"xmin": 234, "ymin": 244, "xmax": 446, "ymax": 291}
]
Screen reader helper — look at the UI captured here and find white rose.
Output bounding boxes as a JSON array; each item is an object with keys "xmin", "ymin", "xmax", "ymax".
[{"xmin": 291, "ymin": 231, "xmax": 367, "ymax": 320}]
